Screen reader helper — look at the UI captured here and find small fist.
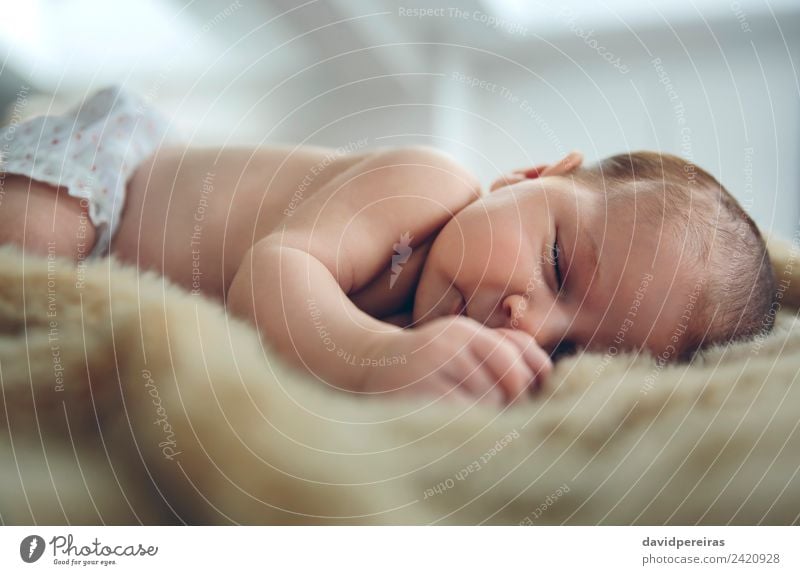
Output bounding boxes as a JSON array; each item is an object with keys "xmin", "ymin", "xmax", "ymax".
[{"xmin": 361, "ymin": 316, "xmax": 552, "ymax": 406}]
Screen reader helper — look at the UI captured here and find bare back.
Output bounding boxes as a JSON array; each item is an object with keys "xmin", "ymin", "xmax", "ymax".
[{"xmin": 112, "ymin": 145, "xmax": 367, "ymax": 300}]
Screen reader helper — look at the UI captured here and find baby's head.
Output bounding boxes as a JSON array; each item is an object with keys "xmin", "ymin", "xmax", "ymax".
[{"xmin": 412, "ymin": 150, "xmax": 777, "ymax": 363}]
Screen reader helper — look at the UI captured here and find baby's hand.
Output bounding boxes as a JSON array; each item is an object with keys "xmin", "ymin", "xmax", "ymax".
[{"xmin": 359, "ymin": 316, "xmax": 553, "ymax": 406}]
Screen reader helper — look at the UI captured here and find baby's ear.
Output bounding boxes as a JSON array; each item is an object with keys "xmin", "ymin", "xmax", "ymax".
[
  {"xmin": 489, "ymin": 168, "xmax": 544, "ymax": 192},
  {"xmin": 538, "ymin": 151, "xmax": 584, "ymax": 177},
  {"xmin": 489, "ymin": 151, "xmax": 583, "ymax": 193}
]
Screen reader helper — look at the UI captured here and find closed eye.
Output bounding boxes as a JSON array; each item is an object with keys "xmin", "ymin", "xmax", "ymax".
[{"xmin": 552, "ymin": 235, "xmax": 563, "ymax": 292}]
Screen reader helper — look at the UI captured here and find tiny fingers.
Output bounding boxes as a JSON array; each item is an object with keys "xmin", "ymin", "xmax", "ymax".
[
  {"xmin": 494, "ymin": 329, "xmax": 553, "ymax": 396},
  {"xmin": 452, "ymin": 350, "xmax": 505, "ymax": 406},
  {"xmin": 470, "ymin": 331, "xmax": 536, "ymax": 405}
]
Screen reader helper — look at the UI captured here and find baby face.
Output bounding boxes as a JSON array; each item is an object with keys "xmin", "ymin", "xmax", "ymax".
[{"xmin": 412, "ymin": 175, "xmax": 699, "ymax": 360}]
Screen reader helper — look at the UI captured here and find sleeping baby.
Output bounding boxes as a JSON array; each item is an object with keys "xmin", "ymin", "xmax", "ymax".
[{"xmin": 0, "ymin": 87, "xmax": 778, "ymax": 406}]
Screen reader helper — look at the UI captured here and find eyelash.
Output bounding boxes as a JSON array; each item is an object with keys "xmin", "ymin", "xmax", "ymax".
[{"xmin": 552, "ymin": 236, "xmax": 563, "ymax": 292}]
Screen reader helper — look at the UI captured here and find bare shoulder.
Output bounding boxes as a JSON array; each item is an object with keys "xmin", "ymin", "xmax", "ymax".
[
  {"xmin": 267, "ymin": 145, "xmax": 482, "ymax": 294},
  {"xmin": 370, "ymin": 145, "xmax": 481, "ymax": 201},
  {"xmin": 321, "ymin": 145, "xmax": 482, "ymax": 236}
]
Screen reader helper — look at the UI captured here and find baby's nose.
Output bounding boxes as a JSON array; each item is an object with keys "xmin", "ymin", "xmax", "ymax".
[{"xmin": 502, "ymin": 294, "xmax": 530, "ymax": 330}]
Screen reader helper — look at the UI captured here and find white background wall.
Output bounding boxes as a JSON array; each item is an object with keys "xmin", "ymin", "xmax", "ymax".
[{"xmin": 1, "ymin": 0, "xmax": 798, "ymax": 238}]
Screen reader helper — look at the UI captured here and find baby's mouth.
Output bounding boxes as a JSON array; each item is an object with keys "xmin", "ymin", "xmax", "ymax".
[
  {"xmin": 457, "ymin": 297, "xmax": 468, "ymax": 317},
  {"xmin": 449, "ymin": 291, "xmax": 467, "ymax": 317}
]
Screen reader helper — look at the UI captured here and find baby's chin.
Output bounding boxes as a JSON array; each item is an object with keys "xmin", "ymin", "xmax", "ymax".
[
  {"xmin": 411, "ymin": 228, "xmax": 462, "ymax": 325},
  {"xmin": 410, "ymin": 265, "xmax": 446, "ymax": 327},
  {"xmin": 409, "ymin": 283, "xmax": 427, "ymax": 326}
]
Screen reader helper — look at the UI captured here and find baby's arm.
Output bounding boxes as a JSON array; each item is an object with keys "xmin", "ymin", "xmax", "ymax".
[
  {"xmin": 226, "ymin": 147, "xmax": 477, "ymax": 391},
  {"xmin": 227, "ymin": 237, "xmax": 400, "ymax": 392},
  {"xmin": 226, "ymin": 147, "xmax": 552, "ymax": 402}
]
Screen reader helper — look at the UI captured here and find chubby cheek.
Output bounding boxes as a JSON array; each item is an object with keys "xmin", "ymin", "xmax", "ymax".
[
  {"xmin": 453, "ymin": 207, "xmax": 530, "ymax": 291},
  {"xmin": 412, "ymin": 235, "xmax": 455, "ymax": 323},
  {"xmin": 416, "ymin": 206, "xmax": 529, "ymax": 311}
]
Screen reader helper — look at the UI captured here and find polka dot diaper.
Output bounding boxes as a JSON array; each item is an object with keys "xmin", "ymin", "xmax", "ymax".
[{"xmin": 0, "ymin": 86, "xmax": 171, "ymax": 258}]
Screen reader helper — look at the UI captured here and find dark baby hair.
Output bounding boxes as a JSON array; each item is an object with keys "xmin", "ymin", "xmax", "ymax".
[{"xmin": 570, "ymin": 150, "xmax": 778, "ymax": 362}]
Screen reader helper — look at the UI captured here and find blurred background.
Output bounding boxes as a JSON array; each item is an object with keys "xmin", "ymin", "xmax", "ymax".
[{"xmin": 1, "ymin": 0, "xmax": 798, "ymax": 237}]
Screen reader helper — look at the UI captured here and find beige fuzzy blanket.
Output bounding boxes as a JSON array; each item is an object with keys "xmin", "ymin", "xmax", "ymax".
[{"xmin": 1, "ymin": 234, "xmax": 799, "ymax": 525}]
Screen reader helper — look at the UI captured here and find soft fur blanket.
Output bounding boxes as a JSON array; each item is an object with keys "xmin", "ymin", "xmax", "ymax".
[{"xmin": 1, "ymin": 234, "xmax": 799, "ymax": 525}]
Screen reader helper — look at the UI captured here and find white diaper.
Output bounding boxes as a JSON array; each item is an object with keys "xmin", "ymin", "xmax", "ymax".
[{"xmin": 0, "ymin": 86, "xmax": 171, "ymax": 258}]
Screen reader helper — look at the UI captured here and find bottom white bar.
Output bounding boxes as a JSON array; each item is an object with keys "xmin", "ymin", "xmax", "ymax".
[{"xmin": 1, "ymin": 526, "xmax": 797, "ymax": 573}]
